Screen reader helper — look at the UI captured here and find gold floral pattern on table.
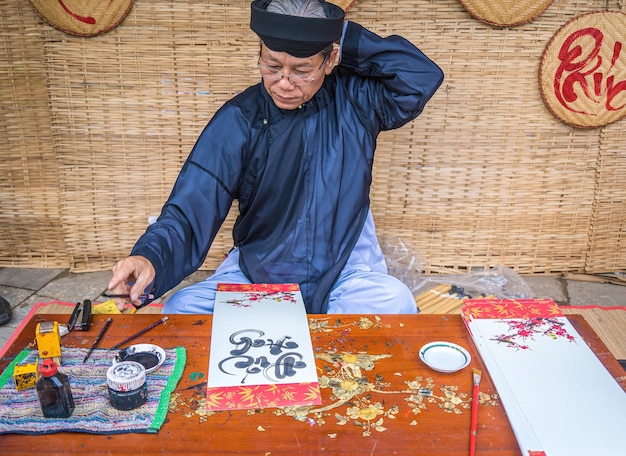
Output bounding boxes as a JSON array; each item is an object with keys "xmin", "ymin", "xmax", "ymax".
[
  {"xmin": 169, "ymin": 316, "xmax": 500, "ymax": 438},
  {"xmin": 309, "ymin": 315, "xmax": 387, "ymax": 332},
  {"xmin": 272, "ymin": 352, "xmax": 499, "ymax": 437}
]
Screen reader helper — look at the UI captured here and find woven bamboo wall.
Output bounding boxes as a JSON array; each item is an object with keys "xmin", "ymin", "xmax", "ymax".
[{"xmin": 0, "ymin": 0, "xmax": 624, "ymax": 274}]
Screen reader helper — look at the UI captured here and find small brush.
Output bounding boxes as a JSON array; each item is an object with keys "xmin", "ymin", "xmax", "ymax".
[
  {"xmin": 83, "ymin": 317, "xmax": 113, "ymax": 362},
  {"xmin": 469, "ymin": 368, "xmax": 482, "ymax": 456}
]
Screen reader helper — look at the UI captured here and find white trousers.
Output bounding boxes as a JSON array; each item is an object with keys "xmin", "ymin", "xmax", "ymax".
[{"xmin": 163, "ymin": 212, "xmax": 416, "ymax": 315}]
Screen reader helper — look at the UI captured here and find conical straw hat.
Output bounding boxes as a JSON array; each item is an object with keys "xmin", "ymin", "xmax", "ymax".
[
  {"xmin": 539, "ymin": 11, "xmax": 626, "ymax": 128},
  {"xmin": 459, "ymin": 0, "xmax": 554, "ymax": 27},
  {"xmin": 30, "ymin": 0, "xmax": 134, "ymax": 36}
]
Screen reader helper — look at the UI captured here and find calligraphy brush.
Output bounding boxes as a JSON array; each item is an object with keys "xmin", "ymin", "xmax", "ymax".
[
  {"xmin": 469, "ymin": 368, "xmax": 482, "ymax": 456},
  {"xmin": 108, "ymin": 316, "xmax": 169, "ymax": 350},
  {"xmin": 83, "ymin": 317, "xmax": 113, "ymax": 362},
  {"xmin": 102, "ymin": 292, "xmax": 155, "ymax": 300}
]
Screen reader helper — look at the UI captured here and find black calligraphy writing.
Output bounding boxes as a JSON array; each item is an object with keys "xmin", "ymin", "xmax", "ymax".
[{"xmin": 218, "ymin": 329, "xmax": 307, "ymax": 383}]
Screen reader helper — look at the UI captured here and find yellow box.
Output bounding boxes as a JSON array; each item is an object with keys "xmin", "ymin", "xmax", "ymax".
[
  {"xmin": 13, "ymin": 361, "xmax": 39, "ymax": 391},
  {"xmin": 36, "ymin": 321, "xmax": 62, "ymax": 360}
]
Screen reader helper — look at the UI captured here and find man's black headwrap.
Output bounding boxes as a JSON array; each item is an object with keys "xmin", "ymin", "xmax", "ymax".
[{"xmin": 250, "ymin": 0, "xmax": 345, "ymax": 58}]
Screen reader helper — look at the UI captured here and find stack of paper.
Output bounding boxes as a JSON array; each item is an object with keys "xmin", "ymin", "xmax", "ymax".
[{"xmin": 462, "ymin": 298, "xmax": 626, "ymax": 456}]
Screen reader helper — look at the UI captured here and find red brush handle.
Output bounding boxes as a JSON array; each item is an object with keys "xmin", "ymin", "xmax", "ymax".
[{"xmin": 469, "ymin": 383, "xmax": 479, "ymax": 456}]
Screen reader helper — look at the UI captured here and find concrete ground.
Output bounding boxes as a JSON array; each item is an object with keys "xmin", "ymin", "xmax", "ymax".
[{"xmin": 0, "ymin": 267, "xmax": 624, "ymax": 350}]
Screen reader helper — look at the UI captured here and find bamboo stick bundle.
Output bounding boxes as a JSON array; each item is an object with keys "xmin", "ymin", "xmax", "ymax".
[
  {"xmin": 419, "ymin": 295, "xmax": 450, "ymax": 313},
  {"xmin": 425, "ymin": 295, "xmax": 465, "ymax": 314},
  {"xmin": 448, "ymin": 294, "xmax": 497, "ymax": 314},
  {"xmin": 414, "ymin": 284, "xmax": 452, "ymax": 312},
  {"xmin": 418, "ymin": 292, "xmax": 464, "ymax": 313},
  {"xmin": 418, "ymin": 296, "xmax": 455, "ymax": 312},
  {"xmin": 416, "ymin": 284, "xmax": 499, "ymax": 314}
]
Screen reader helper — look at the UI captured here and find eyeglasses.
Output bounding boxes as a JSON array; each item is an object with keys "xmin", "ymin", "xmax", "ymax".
[{"xmin": 257, "ymin": 55, "xmax": 329, "ymax": 87}]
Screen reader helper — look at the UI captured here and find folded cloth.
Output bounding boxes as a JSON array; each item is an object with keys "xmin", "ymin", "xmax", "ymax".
[{"xmin": 0, "ymin": 346, "xmax": 186, "ymax": 435}]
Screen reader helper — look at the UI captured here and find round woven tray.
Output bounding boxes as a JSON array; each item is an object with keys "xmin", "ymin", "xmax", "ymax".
[
  {"xmin": 459, "ymin": 0, "xmax": 554, "ymax": 27},
  {"xmin": 29, "ymin": 0, "xmax": 133, "ymax": 36},
  {"xmin": 539, "ymin": 11, "xmax": 626, "ymax": 128}
]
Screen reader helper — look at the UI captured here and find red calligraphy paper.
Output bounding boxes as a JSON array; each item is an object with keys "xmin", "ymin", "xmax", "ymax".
[{"xmin": 206, "ymin": 283, "xmax": 321, "ymax": 411}]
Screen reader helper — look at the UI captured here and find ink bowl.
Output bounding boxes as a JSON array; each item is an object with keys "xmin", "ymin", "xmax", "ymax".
[
  {"xmin": 114, "ymin": 344, "xmax": 166, "ymax": 373},
  {"xmin": 419, "ymin": 341, "xmax": 471, "ymax": 373}
]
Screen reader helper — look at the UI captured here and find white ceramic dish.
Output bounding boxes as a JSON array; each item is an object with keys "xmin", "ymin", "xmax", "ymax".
[
  {"xmin": 419, "ymin": 341, "xmax": 471, "ymax": 373},
  {"xmin": 114, "ymin": 343, "xmax": 166, "ymax": 373}
]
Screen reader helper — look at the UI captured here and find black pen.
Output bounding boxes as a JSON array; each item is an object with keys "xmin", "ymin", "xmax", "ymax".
[
  {"xmin": 83, "ymin": 317, "xmax": 113, "ymax": 362},
  {"xmin": 102, "ymin": 292, "xmax": 155, "ymax": 309},
  {"xmin": 102, "ymin": 292, "xmax": 155, "ymax": 300},
  {"xmin": 109, "ymin": 316, "xmax": 169, "ymax": 351}
]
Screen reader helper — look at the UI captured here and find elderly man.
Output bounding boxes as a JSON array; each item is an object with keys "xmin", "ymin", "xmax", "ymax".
[{"xmin": 108, "ymin": 0, "xmax": 443, "ymax": 314}]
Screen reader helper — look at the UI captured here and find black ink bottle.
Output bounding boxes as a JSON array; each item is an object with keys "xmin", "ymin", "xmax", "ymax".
[
  {"xmin": 106, "ymin": 361, "xmax": 148, "ymax": 411},
  {"xmin": 36, "ymin": 358, "xmax": 75, "ymax": 418}
]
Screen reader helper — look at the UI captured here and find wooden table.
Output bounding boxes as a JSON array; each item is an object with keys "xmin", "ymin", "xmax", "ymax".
[{"xmin": 0, "ymin": 313, "xmax": 624, "ymax": 455}]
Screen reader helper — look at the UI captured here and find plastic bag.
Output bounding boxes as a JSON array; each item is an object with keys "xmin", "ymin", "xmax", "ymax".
[
  {"xmin": 380, "ymin": 235, "xmax": 533, "ymax": 299},
  {"xmin": 411, "ymin": 265, "xmax": 534, "ymax": 300},
  {"xmin": 379, "ymin": 235, "xmax": 424, "ymax": 294}
]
